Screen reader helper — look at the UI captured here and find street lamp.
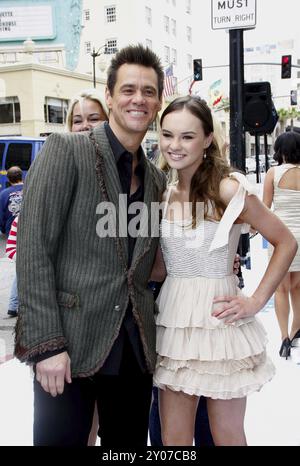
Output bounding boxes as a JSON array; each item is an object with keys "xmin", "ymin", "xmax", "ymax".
[{"xmin": 91, "ymin": 45, "xmax": 107, "ymax": 88}]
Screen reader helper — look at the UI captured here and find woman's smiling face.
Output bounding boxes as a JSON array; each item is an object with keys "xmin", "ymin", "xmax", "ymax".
[{"xmin": 160, "ymin": 108, "xmax": 213, "ymax": 174}]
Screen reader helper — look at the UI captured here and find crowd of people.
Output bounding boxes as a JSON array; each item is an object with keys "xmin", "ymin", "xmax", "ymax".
[{"xmin": 2, "ymin": 43, "xmax": 300, "ymax": 447}]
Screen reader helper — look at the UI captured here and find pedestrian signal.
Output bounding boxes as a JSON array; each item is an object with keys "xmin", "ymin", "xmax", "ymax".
[
  {"xmin": 281, "ymin": 55, "xmax": 292, "ymax": 79},
  {"xmin": 193, "ymin": 59, "xmax": 202, "ymax": 81}
]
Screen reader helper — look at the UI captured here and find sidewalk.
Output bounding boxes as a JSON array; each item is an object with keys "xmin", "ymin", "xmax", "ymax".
[{"xmin": 1, "ymin": 221, "xmax": 300, "ymax": 445}]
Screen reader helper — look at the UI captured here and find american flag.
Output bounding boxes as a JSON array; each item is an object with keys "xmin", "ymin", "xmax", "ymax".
[{"xmin": 163, "ymin": 64, "xmax": 175, "ymax": 98}]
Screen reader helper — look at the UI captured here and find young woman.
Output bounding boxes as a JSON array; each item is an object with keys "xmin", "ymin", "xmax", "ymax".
[
  {"xmin": 152, "ymin": 96, "xmax": 297, "ymax": 446},
  {"xmin": 263, "ymin": 131, "xmax": 300, "ymax": 358}
]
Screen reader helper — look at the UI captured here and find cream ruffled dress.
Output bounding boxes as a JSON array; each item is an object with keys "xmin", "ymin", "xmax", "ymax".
[{"xmin": 153, "ymin": 173, "xmax": 275, "ymax": 399}]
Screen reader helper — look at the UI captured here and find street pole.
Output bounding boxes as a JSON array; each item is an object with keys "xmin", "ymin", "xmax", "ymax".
[
  {"xmin": 264, "ymin": 133, "xmax": 269, "ymax": 172},
  {"xmin": 255, "ymin": 133, "xmax": 261, "ymax": 183},
  {"xmin": 91, "ymin": 45, "xmax": 106, "ymax": 88},
  {"xmin": 92, "ymin": 47, "xmax": 96, "ymax": 88},
  {"xmin": 229, "ymin": 29, "xmax": 248, "ymax": 279},
  {"xmin": 229, "ymin": 29, "xmax": 245, "ymax": 172}
]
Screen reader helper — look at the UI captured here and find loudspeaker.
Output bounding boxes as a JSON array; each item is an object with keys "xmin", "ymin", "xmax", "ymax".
[{"xmin": 243, "ymin": 82, "xmax": 278, "ymax": 135}]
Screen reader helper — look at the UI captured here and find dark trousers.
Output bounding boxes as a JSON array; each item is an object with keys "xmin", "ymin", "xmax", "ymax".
[
  {"xmin": 149, "ymin": 387, "xmax": 214, "ymax": 446},
  {"xmin": 34, "ymin": 337, "xmax": 153, "ymax": 446}
]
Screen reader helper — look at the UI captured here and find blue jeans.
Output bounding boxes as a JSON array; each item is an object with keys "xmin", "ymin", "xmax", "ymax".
[
  {"xmin": 8, "ymin": 276, "xmax": 18, "ymax": 312},
  {"xmin": 149, "ymin": 386, "xmax": 214, "ymax": 446}
]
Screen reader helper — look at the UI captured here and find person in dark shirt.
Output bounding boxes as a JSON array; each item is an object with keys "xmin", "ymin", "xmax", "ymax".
[
  {"xmin": 0, "ymin": 166, "xmax": 23, "ymax": 236},
  {"xmin": 0, "ymin": 166, "xmax": 23, "ymax": 318}
]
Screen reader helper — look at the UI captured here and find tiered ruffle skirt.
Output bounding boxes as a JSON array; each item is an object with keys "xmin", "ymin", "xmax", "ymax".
[{"xmin": 153, "ymin": 275, "xmax": 275, "ymax": 399}]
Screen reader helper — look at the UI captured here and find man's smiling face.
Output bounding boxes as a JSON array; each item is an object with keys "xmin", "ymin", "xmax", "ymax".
[{"xmin": 106, "ymin": 63, "xmax": 162, "ymax": 141}]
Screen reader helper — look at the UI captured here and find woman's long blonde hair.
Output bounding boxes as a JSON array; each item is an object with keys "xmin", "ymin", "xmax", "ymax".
[{"xmin": 159, "ymin": 95, "xmax": 233, "ymax": 224}]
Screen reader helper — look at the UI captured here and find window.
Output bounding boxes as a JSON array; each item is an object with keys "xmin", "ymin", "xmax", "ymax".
[
  {"xmin": 164, "ymin": 46, "xmax": 170, "ymax": 64},
  {"xmin": 187, "ymin": 26, "xmax": 192, "ymax": 42},
  {"xmin": 145, "ymin": 6, "xmax": 152, "ymax": 26},
  {"xmin": 186, "ymin": 0, "xmax": 191, "ymax": 14},
  {"xmin": 187, "ymin": 54, "xmax": 192, "ymax": 70},
  {"xmin": 85, "ymin": 42, "xmax": 91, "ymax": 54},
  {"xmin": 5, "ymin": 143, "xmax": 32, "ymax": 171},
  {"xmin": 44, "ymin": 97, "xmax": 68, "ymax": 124},
  {"xmin": 171, "ymin": 19, "xmax": 176, "ymax": 36},
  {"xmin": 0, "ymin": 97, "xmax": 20, "ymax": 124},
  {"xmin": 172, "ymin": 48, "xmax": 177, "ymax": 65},
  {"xmin": 105, "ymin": 39, "xmax": 118, "ymax": 54},
  {"xmin": 164, "ymin": 16, "xmax": 169, "ymax": 33},
  {"xmin": 84, "ymin": 9, "xmax": 90, "ymax": 20},
  {"xmin": 146, "ymin": 39, "xmax": 152, "ymax": 50},
  {"xmin": 0, "ymin": 52, "xmax": 17, "ymax": 64},
  {"xmin": 105, "ymin": 5, "xmax": 116, "ymax": 23}
]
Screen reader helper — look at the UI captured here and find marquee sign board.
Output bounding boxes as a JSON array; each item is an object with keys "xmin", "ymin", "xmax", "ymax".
[{"xmin": 0, "ymin": 5, "xmax": 55, "ymax": 41}]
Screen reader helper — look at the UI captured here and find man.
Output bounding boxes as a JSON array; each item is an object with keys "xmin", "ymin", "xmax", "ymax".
[
  {"xmin": 15, "ymin": 44, "xmax": 166, "ymax": 446},
  {"xmin": 0, "ymin": 166, "xmax": 23, "ymax": 317}
]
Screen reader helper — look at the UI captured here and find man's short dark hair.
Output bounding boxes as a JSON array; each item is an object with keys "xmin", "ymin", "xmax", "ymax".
[
  {"xmin": 7, "ymin": 166, "xmax": 23, "ymax": 184},
  {"xmin": 107, "ymin": 43, "xmax": 164, "ymax": 99}
]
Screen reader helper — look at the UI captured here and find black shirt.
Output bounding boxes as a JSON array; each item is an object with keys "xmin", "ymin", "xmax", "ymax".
[
  {"xmin": 99, "ymin": 123, "xmax": 148, "ymax": 375},
  {"xmin": 104, "ymin": 122, "xmax": 145, "ymax": 268}
]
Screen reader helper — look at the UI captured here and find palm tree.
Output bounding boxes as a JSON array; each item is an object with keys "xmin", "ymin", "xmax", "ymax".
[
  {"xmin": 288, "ymin": 107, "xmax": 300, "ymax": 130},
  {"xmin": 277, "ymin": 107, "xmax": 300, "ymax": 133}
]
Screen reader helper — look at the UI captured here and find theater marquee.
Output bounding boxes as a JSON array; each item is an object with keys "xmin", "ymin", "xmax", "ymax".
[{"xmin": 0, "ymin": 5, "xmax": 55, "ymax": 41}]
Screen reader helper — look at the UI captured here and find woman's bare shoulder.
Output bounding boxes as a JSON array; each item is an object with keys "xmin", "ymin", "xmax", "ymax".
[{"xmin": 219, "ymin": 176, "xmax": 240, "ymax": 205}]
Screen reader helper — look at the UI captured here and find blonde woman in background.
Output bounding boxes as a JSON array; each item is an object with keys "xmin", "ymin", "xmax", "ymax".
[{"xmin": 66, "ymin": 88, "xmax": 108, "ymax": 132}]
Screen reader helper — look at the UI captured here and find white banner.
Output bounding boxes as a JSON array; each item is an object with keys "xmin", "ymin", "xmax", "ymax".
[{"xmin": 0, "ymin": 5, "xmax": 54, "ymax": 41}]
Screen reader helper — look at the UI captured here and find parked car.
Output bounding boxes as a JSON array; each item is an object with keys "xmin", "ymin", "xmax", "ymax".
[
  {"xmin": 268, "ymin": 156, "xmax": 278, "ymax": 167},
  {"xmin": 245, "ymin": 157, "xmax": 256, "ymax": 174},
  {"xmin": 245, "ymin": 156, "xmax": 267, "ymax": 174},
  {"xmin": 0, "ymin": 136, "xmax": 46, "ymax": 191}
]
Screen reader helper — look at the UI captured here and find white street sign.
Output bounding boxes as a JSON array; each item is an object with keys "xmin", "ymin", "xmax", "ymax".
[{"xmin": 211, "ymin": 0, "xmax": 256, "ymax": 30}]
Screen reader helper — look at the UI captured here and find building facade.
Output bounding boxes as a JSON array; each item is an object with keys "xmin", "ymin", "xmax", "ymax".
[
  {"xmin": 78, "ymin": 0, "xmax": 195, "ymax": 93},
  {"xmin": 0, "ymin": 61, "xmax": 103, "ymax": 137},
  {"xmin": 244, "ymin": 38, "xmax": 300, "ymax": 158},
  {"xmin": 0, "ymin": 0, "xmax": 200, "ymax": 146}
]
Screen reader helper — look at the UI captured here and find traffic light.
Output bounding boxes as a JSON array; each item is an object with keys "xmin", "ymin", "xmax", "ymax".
[
  {"xmin": 243, "ymin": 82, "xmax": 278, "ymax": 135},
  {"xmin": 281, "ymin": 55, "xmax": 292, "ymax": 79},
  {"xmin": 291, "ymin": 90, "xmax": 297, "ymax": 106},
  {"xmin": 193, "ymin": 59, "xmax": 202, "ymax": 81}
]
